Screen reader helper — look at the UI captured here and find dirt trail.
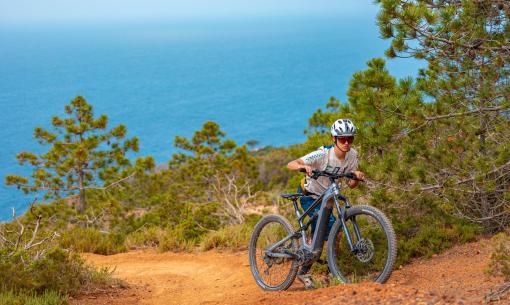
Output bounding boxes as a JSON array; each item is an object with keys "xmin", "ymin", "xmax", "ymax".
[{"xmin": 76, "ymin": 239, "xmax": 508, "ymax": 305}]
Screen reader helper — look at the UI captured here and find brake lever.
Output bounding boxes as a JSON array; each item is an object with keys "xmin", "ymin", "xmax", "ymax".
[
  {"xmin": 311, "ymin": 171, "xmax": 321, "ymax": 180},
  {"xmin": 299, "ymin": 168, "xmax": 319, "ymax": 179}
]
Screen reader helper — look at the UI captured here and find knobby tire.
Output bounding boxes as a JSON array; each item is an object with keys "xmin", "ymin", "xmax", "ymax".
[
  {"xmin": 327, "ymin": 205, "xmax": 397, "ymax": 284},
  {"xmin": 249, "ymin": 214, "xmax": 299, "ymax": 291}
]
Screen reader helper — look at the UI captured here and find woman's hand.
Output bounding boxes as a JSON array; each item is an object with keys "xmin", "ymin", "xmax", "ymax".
[
  {"xmin": 348, "ymin": 171, "xmax": 365, "ymax": 188},
  {"xmin": 352, "ymin": 170, "xmax": 365, "ymax": 181},
  {"xmin": 301, "ymin": 165, "xmax": 313, "ymax": 176}
]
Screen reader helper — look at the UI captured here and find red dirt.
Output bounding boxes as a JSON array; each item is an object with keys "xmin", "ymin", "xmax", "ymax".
[{"xmin": 74, "ymin": 238, "xmax": 509, "ymax": 305}]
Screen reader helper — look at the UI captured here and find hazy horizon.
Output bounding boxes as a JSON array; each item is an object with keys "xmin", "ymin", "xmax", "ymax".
[{"xmin": 0, "ymin": 0, "xmax": 379, "ymax": 27}]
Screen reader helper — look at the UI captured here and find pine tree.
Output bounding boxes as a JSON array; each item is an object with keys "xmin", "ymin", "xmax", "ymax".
[
  {"xmin": 5, "ymin": 96, "xmax": 139, "ymax": 213},
  {"xmin": 377, "ymin": 1, "xmax": 510, "ymax": 142},
  {"xmin": 306, "ymin": 1, "xmax": 510, "ymax": 231},
  {"xmin": 376, "ymin": 0, "xmax": 510, "ymax": 230},
  {"xmin": 169, "ymin": 121, "xmax": 259, "ymax": 224}
]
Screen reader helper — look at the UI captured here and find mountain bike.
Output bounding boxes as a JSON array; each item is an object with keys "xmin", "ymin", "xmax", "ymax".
[{"xmin": 248, "ymin": 167, "xmax": 397, "ymax": 291}]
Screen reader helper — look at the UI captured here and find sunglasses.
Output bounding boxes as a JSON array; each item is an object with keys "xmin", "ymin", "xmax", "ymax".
[{"xmin": 335, "ymin": 136, "xmax": 354, "ymax": 144}]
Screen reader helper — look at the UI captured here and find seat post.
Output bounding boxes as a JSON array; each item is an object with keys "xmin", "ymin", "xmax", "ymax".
[
  {"xmin": 291, "ymin": 199, "xmax": 297, "ymax": 211},
  {"xmin": 292, "ymin": 199, "xmax": 303, "ymax": 225}
]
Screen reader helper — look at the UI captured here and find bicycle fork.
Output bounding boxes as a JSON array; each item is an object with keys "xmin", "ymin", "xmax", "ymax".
[{"xmin": 334, "ymin": 194, "xmax": 363, "ymax": 254}]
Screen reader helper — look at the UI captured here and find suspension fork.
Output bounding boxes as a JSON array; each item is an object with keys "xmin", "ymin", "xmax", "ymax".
[{"xmin": 333, "ymin": 195, "xmax": 362, "ymax": 252}]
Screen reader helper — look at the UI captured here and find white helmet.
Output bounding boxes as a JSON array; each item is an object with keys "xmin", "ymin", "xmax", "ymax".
[{"xmin": 330, "ymin": 119, "xmax": 357, "ymax": 137}]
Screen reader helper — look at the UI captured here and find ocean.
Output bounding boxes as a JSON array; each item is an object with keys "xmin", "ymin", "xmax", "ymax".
[{"xmin": 0, "ymin": 16, "xmax": 423, "ymax": 219}]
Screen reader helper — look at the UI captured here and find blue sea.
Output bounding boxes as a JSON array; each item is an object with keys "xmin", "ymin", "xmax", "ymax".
[{"xmin": 0, "ymin": 16, "xmax": 423, "ymax": 220}]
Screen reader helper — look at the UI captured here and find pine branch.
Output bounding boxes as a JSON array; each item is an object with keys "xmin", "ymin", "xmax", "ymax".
[
  {"xmin": 418, "ymin": 159, "xmax": 510, "ymax": 192},
  {"xmin": 10, "ymin": 183, "xmax": 77, "ymax": 192},
  {"xmin": 25, "ymin": 232, "xmax": 59, "ymax": 251},
  {"xmin": 401, "ymin": 16, "xmax": 510, "ymax": 54},
  {"xmin": 12, "ymin": 208, "xmax": 25, "ymax": 251},
  {"xmin": 424, "ymin": 106, "xmax": 506, "ymax": 121},
  {"xmin": 25, "ymin": 214, "xmax": 42, "ymax": 249},
  {"xmin": 397, "ymin": 106, "xmax": 508, "ymax": 138},
  {"xmin": 83, "ymin": 172, "xmax": 135, "ymax": 191}
]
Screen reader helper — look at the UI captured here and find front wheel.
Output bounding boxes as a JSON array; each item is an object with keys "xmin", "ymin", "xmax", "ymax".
[
  {"xmin": 327, "ymin": 205, "xmax": 397, "ymax": 284},
  {"xmin": 248, "ymin": 214, "xmax": 299, "ymax": 291}
]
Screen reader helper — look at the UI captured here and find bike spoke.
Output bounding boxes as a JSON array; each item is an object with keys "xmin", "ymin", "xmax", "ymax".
[{"xmin": 254, "ymin": 221, "xmax": 295, "ymax": 288}]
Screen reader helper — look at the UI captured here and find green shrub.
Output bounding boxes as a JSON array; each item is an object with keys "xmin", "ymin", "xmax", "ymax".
[
  {"xmin": 0, "ymin": 247, "xmax": 117, "ymax": 295},
  {"xmin": 199, "ymin": 223, "xmax": 253, "ymax": 251},
  {"xmin": 396, "ymin": 220, "xmax": 479, "ymax": 266},
  {"xmin": 158, "ymin": 226, "xmax": 197, "ymax": 252},
  {"xmin": 124, "ymin": 226, "xmax": 163, "ymax": 249},
  {"xmin": 28, "ymin": 248, "xmax": 91, "ymax": 293},
  {"xmin": 59, "ymin": 227, "xmax": 126, "ymax": 255},
  {"xmin": 85, "ymin": 266, "xmax": 127, "ymax": 289},
  {"xmin": 192, "ymin": 202, "xmax": 221, "ymax": 231},
  {"xmin": 0, "ymin": 207, "xmax": 124, "ymax": 302},
  {"xmin": 487, "ymin": 232, "xmax": 510, "ymax": 281},
  {"xmin": 0, "ymin": 290, "xmax": 67, "ymax": 305},
  {"xmin": 199, "ymin": 214, "xmax": 261, "ymax": 251},
  {"xmin": 124, "ymin": 226, "xmax": 198, "ymax": 252},
  {"xmin": 112, "ymin": 210, "xmax": 163, "ymax": 236}
]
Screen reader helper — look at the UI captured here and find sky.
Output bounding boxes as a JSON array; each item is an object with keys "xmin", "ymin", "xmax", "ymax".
[{"xmin": 0, "ymin": 0, "xmax": 379, "ymax": 26}]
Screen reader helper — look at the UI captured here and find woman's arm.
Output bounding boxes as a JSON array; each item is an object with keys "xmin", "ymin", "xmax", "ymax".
[{"xmin": 287, "ymin": 158, "xmax": 313, "ymax": 176}]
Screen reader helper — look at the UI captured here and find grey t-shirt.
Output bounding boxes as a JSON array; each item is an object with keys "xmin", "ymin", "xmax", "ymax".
[{"xmin": 300, "ymin": 145, "xmax": 358, "ymax": 196}]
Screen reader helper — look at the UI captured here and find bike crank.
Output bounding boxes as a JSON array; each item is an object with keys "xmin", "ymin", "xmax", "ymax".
[{"xmin": 295, "ymin": 249, "xmax": 316, "ymax": 266}]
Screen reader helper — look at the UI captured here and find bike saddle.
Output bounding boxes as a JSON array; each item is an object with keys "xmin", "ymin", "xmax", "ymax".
[{"xmin": 280, "ymin": 193, "xmax": 305, "ymax": 200}]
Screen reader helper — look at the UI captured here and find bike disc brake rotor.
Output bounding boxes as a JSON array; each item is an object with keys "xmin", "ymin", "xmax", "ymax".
[{"xmin": 355, "ymin": 238, "xmax": 374, "ymax": 263}]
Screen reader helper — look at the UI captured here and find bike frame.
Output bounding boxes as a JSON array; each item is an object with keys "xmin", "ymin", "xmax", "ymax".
[{"xmin": 266, "ymin": 179, "xmax": 363, "ymax": 261}]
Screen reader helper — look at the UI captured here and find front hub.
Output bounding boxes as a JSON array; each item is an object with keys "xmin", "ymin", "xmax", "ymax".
[{"xmin": 354, "ymin": 238, "xmax": 374, "ymax": 263}]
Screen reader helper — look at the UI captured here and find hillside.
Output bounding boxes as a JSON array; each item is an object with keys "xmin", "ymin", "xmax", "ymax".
[{"xmin": 76, "ymin": 238, "xmax": 508, "ymax": 305}]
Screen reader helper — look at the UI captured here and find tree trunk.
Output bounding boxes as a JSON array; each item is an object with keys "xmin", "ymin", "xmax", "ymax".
[
  {"xmin": 78, "ymin": 170, "xmax": 86, "ymax": 214},
  {"xmin": 479, "ymin": 113, "xmax": 487, "ymax": 154}
]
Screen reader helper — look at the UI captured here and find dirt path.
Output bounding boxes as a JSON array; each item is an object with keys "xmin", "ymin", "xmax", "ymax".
[{"xmin": 75, "ymin": 239, "xmax": 508, "ymax": 305}]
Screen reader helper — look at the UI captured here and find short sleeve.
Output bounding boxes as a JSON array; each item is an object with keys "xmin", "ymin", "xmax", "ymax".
[
  {"xmin": 300, "ymin": 148, "xmax": 326, "ymax": 168},
  {"xmin": 346, "ymin": 149, "xmax": 359, "ymax": 172},
  {"xmin": 350, "ymin": 158, "xmax": 358, "ymax": 172}
]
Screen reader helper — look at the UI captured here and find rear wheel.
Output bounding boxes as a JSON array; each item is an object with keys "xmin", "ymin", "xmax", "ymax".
[
  {"xmin": 249, "ymin": 214, "xmax": 299, "ymax": 291},
  {"xmin": 327, "ymin": 205, "xmax": 397, "ymax": 284}
]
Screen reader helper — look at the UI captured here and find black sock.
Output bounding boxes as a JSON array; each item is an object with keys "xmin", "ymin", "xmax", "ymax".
[{"xmin": 299, "ymin": 265, "xmax": 311, "ymax": 275}]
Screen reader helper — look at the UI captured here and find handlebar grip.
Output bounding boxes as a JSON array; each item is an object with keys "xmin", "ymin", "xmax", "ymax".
[
  {"xmin": 344, "ymin": 172, "xmax": 363, "ymax": 181},
  {"xmin": 299, "ymin": 168, "xmax": 307, "ymax": 173},
  {"xmin": 344, "ymin": 172, "xmax": 355, "ymax": 179}
]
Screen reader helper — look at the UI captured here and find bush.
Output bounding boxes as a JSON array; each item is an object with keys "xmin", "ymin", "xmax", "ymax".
[
  {"xmin": 59, "ymin": 227, "xmax": 126, "ymax": 255},
  {"xmin": 0, "ymin": 207, "xmax": 124, "ymax": 303},
  {"xmin": 124, "ymin": 226, "xmax": 162, "ymax": 249},
  {"xmin": 0, "ymin": 290, "xmax": 67, "ymax": 305},
  {"xmin": 200, "ymin": 223, "xmax": 252, "ymax": 251},
  {"xmin": 487, "ymin": 232, "xmax": 510, "ymax": 281},
  {"xmin": 124, "ymin": 226, "xmax": 198, "ymax": 252},
  {"xmin": 158, "ymin": 226, "xmax": 197, "ymax": 252},
  {"xmin": 0, "ymin": 247, "xmax": 116, "ymax": 295},
  {"xmin": 28, "ymin": 248, "xmax": 91, "ymax": 293},
  {"xmin": 396, "ymin": 220, "xmax": 479, "ymax": 266},
  {"xmin": 199, "ymin": 214, "xmax": 261, "ymax": 251}
]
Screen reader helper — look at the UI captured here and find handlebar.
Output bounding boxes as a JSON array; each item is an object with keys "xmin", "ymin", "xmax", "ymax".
[{"xmin": 299, "ymin": 168, "xmax": 364, "ymax": 181}]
